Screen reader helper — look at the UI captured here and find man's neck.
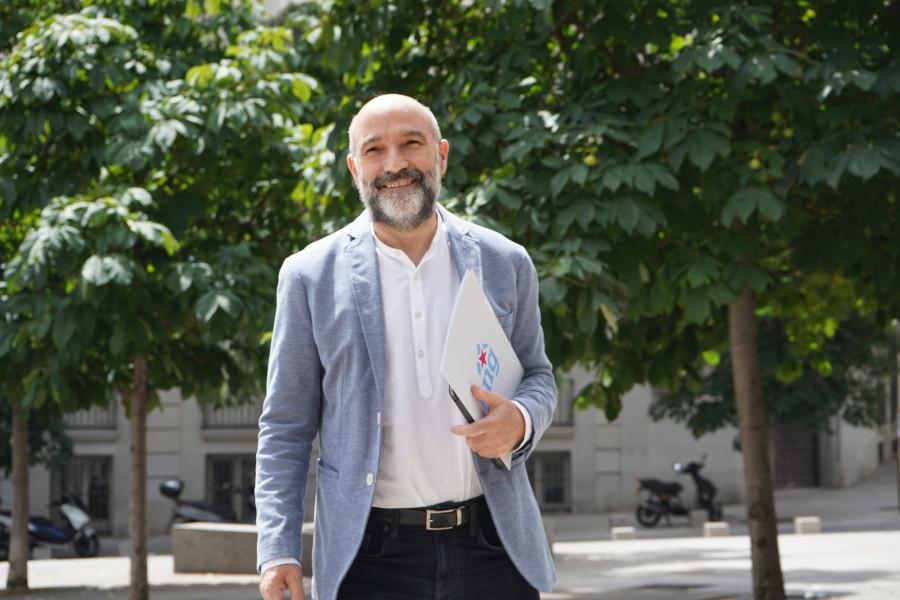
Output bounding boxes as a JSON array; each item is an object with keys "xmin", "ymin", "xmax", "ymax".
[{"xmin": 372, "ymin": 212, "xmax": 438, "ymax": 267}]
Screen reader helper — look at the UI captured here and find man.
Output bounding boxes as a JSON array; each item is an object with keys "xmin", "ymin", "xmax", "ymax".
[{"xmin": 256, "ymin": 94, "xmax": 557, "ymax": 600}]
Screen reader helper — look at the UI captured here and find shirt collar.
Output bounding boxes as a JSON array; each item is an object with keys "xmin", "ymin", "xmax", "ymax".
[{"xmin": 371, "ymin": 212, "xmax": 447, "ymax": 265}]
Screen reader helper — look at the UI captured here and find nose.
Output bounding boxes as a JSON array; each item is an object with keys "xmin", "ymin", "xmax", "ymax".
[{"xmin": 383, "ymin": 145, "xmax": 408, "ymax": 173}]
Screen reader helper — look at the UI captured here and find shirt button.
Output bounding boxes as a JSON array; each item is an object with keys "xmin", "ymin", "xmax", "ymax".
[
  {"xmin": 366, "ymin": 473, "xmax": 374, "ymax": 486},
  {"xmin": 415, "ymin": 311, "xmax": 422, "ymax": 319},
  {"xmin": 417, "ymin": 350, "xmax": 424, "ymax": 358},
  {"xmin": 413, "ymin": 273, "xmax": 419, "ymax": 282}
]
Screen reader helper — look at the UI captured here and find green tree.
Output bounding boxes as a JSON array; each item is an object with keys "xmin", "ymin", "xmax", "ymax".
[
  {"xmin": 0, "ymin": 2, "xmax": 324, "ymax": 597},
  {"xmin": 652, "ymin": 311, "xmax": 892, "ymax": 439},
  {"xmin": 280, "ymin": 1, "xmax": 899, "ymax": 598}
]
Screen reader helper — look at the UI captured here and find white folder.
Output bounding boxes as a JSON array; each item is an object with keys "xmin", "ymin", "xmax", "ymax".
[{"xmin": 441, "ymin": 270, "xmax": 522, "ymax": 470}]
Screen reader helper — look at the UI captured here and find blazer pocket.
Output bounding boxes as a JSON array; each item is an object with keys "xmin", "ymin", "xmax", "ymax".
[{"xmin": 317, "ymin": 458, "xmax": 339, "ymax": 478}]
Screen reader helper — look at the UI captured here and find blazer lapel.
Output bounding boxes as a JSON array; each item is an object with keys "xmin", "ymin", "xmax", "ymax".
[
  {"xmin": 344, "ymin": 205, "xmax": 482, "ymax": 406},
  {"xmin": 346, "ymin": 211, "xmax": 386, "ymax": 403},
  {"xmin": 439, "ymin": 205, "xmax": 482, "ymax": 284}
]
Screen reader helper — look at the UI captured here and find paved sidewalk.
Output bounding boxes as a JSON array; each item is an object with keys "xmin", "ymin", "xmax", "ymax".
[{"xmin": 1, "ymin": 458, "xmax": 897, "ymax": 599}]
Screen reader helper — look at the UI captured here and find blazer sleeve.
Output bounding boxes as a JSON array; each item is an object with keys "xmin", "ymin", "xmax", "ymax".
[
  {"xmin": 508, "ymin": 247, "xmax": 557, "ymax": 452},
  {"xmin": 255, "ymin": 255, "xmax": 322, "ymax": 571}
]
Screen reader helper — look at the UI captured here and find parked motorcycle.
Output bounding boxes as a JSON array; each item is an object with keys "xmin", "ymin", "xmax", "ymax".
[
  {"xmin": 0, "ymin": 490, "xmax": 100, "ymax": 558},
  {"xmin": 635, "ymin": 456, "xmax": 723, "ymax": 527},
  {"xmin": 159, "ymin": 478, "xmax": 255, "ymax": 532}
]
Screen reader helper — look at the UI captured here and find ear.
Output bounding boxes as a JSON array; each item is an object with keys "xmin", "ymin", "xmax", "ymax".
[
  {"xmin": 438, "ymin": 139, "xmax": 449, "ymax": 175},
  {"xmin": 347, "ymin": 153, "xmax": 359, "ymax": 184}
]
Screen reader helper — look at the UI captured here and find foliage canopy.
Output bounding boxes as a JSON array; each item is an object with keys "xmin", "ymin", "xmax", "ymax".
[{"xmin": 278, "ymin": 0, "xmax": 900, "ymax": 426}]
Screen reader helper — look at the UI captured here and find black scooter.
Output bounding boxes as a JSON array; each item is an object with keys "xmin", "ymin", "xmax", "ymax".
[
  {"xmin": 635, "ymin": 456, "xmax": 723, "ymax": 527},
  {"xmin": 159, "ymin": 479, "xmax": 255, "ymax": 532},
  {"xmin": 0, "ymin": 490, "xmax": 100, "ymax": 558}
]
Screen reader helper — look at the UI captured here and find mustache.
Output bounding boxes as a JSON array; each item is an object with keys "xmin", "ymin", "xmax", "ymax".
[{"xmin": 373, "ymin": 168, "xmax": 425, "ymax": 188}]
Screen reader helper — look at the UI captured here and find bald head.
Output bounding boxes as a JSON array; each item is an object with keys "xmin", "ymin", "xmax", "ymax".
[{"xmin": 348, "ymin": 94, "xmax": 442, "ymax": 156}]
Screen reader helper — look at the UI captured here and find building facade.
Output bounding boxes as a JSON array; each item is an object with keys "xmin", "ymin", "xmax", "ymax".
[{"xmin": 1, "ymin": 369, "xmax": 895, "ymax": 539}]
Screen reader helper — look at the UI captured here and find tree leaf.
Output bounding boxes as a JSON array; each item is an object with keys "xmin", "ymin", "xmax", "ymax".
[
  {"xmin": 633, "ymin": 164, "xmax": 657, "ymax": 196},
  {"xmin": 846, "ymin": 147, "xmax": 883, "ymax": 181},
  {"xmin": 291, "ymin": 75, "xmax": 312, "ymax": 102},
  {"xmin": 772, "ymin": 53, "xmax": 802, "ymax": 78},
  {"xmin": 686, "ymin": 288, "xmax": 711, "ymax": 324},
  {"xmin": 129, "ymin": 220, "xmax": 179, "ymax": 254},
  {"xmin": 747, "ymin": 55, "xmax": 777, "ymax": 84},
  {"xmin": 570, "ymin": 163, "xmax": 588, "ymax": 186},
  {"xmin": 81, "ymin": 254, "xmax": 134, "ymax": 286},
  {"xmin": 615, "ymin": 198, "xmax": 641, "ymax": 233},
  {"xmin": 539, "ymin": 277, "xmax": 566, "ymax": 304},
  {"xmin": 702, "ymin": 350, "xmax": 721, "ymax": 366},
  {"xmin": 798, "ymin": 145, "xmax": 833, "ymax": 185},
  {"xmin": 722, "ymin": 187, "xmax": 783, "ymax": 224},
  {"xmin": 195, "ymin": 290, "xmax": 241, "ymax": 322},
  {"xmin": 600, "ymin": 303, "xmax": 619, "ymax": 335},
  {"xmin": 51, "ymin": 311, "xmax": 78, "ymax": 349},
  {"xmin": 636, "ymin": 121, "xmax": 665, "ymax": 160},
  {"xmin": 550, "ymin": 169, "xmax": 569, "ymax": 197},
  {"xmin": 851, "ymin": 69, "xmax": 877, "ymax": 91},
  {"xmin": 687, "ymin": 129, "xmax": 730, "ymax": 171}
]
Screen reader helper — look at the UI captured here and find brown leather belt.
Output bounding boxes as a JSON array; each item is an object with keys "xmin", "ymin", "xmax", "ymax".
[{"xmin": 369, "ymin": 496, "xmax": 487, "ymax": 531}]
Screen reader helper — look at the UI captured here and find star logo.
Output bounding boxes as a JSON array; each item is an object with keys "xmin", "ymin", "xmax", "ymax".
[
  {"xmin": 476, "ymin": 343, "xmax": 500, "ymax": 391},
  {"xmin": 476, "ymin": 343, "xmax": 489, "ymax": 375}
]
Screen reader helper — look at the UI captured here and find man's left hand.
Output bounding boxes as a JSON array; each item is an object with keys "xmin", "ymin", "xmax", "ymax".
[{"xmin": 449, "ymin": 385, "xmax": 525, "ymax": 458}]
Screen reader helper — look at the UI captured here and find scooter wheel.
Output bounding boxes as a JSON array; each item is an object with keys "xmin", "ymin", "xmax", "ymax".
[
  {"xmin": 74, "ymin": 534, "xmax": 100, "ymax": 558},
  {"xmin": 708, "ymin": 502, "xmax": 723, "ymax": 522},
  {"xmin": 635, "ymin": 504, "xmax": 661, "ymax": 527}
]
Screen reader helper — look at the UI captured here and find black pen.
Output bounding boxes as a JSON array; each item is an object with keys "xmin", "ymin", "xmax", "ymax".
[{"xmin": 448, "ymin": 386, "xmax": 508, "ymax": 471}]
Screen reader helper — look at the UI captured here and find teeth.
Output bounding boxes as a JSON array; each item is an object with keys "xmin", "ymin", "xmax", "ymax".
[{"xmin": 384, "ymin": 180, "xmax": 412, "ymax": 189}]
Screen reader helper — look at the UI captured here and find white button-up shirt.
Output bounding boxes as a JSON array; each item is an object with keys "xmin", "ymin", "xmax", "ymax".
[{"xmin": 371, "ymin": 217, "xmax": 483, "ymax": 508}]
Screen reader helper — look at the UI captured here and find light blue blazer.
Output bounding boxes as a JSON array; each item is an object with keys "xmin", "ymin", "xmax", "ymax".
[{"xmin": 256, "ymin": 204, "xmax": 558, "ymax": 599}]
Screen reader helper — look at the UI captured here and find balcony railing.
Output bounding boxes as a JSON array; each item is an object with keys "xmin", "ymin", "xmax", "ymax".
[
  {"xmin": 201, "ymin": 398, "xmax": 263, "ymax": 429},
  {"xmin": 552, "ymin": 377, "xmax": 575, "ymax": 427},
  {"xmin": 63, "ymin": 404, "xmax": 117, "ymax": 430}
]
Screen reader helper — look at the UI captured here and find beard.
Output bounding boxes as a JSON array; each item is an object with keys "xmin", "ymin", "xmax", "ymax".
[{"xmin": 359, "ymin": 166, "xmax": 440, "ymax": 231}]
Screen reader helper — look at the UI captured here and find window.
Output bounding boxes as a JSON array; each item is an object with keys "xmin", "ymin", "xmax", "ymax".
[
  {"xmin": 50, "ymin": 455, "xmax": 112, "ymax": 535},
  {"xmin": 206, "ymin": 454, "xmax": 256, "ymax": 523},
  {"xmin": 63, "ymin": 404, "xmax": 117, "ymax": 430},
  {"xmin": 201, "ymin": 398, "xmax": 263, "ymax": 429},
  {"xmin": 526, "ymin": 451, "xmax": 570, "ymax": 512},
  {"xmin": 553, "ymin": 377, "xmax": 575, "ymax": 427}
]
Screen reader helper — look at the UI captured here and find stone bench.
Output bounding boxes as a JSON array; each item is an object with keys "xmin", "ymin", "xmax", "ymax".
[
  {"xmin": 611, "ymin": 526, "xmax": 636, "ymax": 540},
  {"xmin": 793, "ymin": 516, "xmax": 822, "ymax": 534},
  {"xmin": 689, "ymin": 509, "xmax": 708, "ymax": 528},
  {"xmin": 172, "ymin": 521, "xmax": 314, "ymax": 575},
  {"xmin": 608, "ymin": 513, "xmax": 630, "ymax": 528},
  {"xmin": 703, "ymin": 521, "xmax": 730, "ymax": 537}
]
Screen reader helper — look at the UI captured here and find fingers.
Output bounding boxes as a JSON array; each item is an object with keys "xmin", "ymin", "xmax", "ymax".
[
  {"xmin": 449, "ymin": 386, "xmax": 525, "ymax": 458},
  {"xmin": 259, "ymin": 563, "xmax": 305, "ymax": 600},
  {"xmin": 471, "ymin": 384, "xmax": 502, "ymax": 407}
]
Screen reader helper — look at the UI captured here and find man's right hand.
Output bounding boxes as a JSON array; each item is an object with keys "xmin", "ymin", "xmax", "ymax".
[{"xmin": 259, "ymin": 563, "xmax": 305, "ymax": 600}]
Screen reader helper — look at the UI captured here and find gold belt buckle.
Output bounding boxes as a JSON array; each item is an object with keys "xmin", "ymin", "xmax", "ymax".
[{"xmin": 426, "ymin": 507, "xmax": 462, "ymax": 530}]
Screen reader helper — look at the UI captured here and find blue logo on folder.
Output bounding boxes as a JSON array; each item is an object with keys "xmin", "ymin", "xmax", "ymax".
[{"xmin": 476, "ymin": 343, "xmax": 500, "ymax": 392}]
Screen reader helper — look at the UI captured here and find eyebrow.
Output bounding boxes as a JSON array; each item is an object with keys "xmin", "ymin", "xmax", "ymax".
[{"xmin": 359, "ymin": 129, "xmax": 429, "ymax": 149}]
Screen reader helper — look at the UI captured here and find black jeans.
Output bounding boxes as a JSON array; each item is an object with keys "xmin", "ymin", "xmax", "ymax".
[{"xmin": 337, "ymin": 505, "xmax": 538, "ymax": 600}]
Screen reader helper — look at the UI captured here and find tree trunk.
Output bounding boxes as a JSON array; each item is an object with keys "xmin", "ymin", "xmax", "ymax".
[
  {"xmin": 128, "ymin": 355, "xmax": 149, "ymax": 600},
  {"xmin": 729, "ymin": 285, "xmax": 786, "ymax": 600},
  {"xmin": 7, "ymin": 405, "xmax": 29, "ymax": 591}
]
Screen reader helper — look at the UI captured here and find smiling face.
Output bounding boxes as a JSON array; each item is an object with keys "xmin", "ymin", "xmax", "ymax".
[{"xmin": 347, "ymin": 95, "xmax": 449, "ymax": 231}]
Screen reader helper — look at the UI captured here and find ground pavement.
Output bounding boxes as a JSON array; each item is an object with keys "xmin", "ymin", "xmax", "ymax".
[{"xmin": 1, "ymin": 458, "xmax": 898, "ymax": 599}]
